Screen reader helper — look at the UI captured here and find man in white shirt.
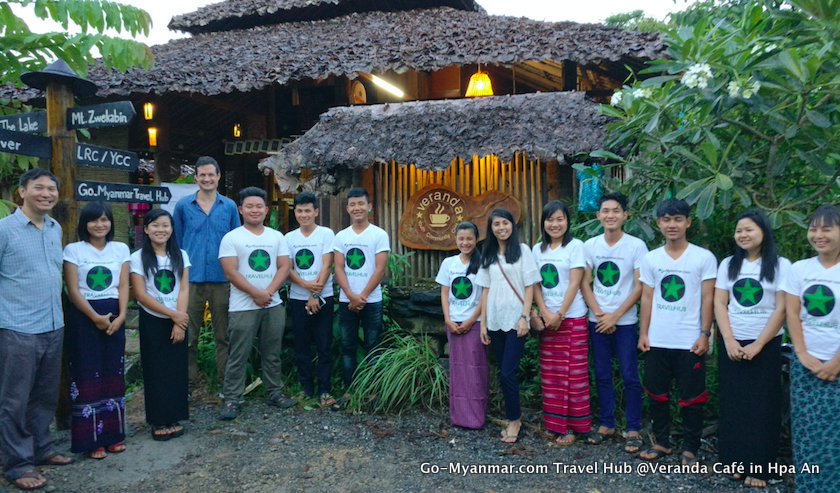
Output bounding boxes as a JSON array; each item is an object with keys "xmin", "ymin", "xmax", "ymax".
[
  {"xmin": 218, "ymin": 187, "xmax": 292, "ymax": 420},
  {"xmin": 333, "ymin": 188, "xmax": 390, "ymax": 406}
]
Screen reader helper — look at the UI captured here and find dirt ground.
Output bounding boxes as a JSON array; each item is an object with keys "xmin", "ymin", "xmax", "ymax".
[{"xmin": 1, "ymin": 385, "xmax": 794, "ymax": 493}]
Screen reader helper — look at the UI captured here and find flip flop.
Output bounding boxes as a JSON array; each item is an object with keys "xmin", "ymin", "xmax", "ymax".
[
  {"xmin": 151, "ymin": 426, "xmax": 172, "ymax": 441},
  {"xmin": 500, "ymin": 428, "xmax": 521, "ymax": 444},
  {"xmin": 13, "ymin": 470, "xmax": 46, "ymax": 490},
  {"xmin": 89, "ymin": 448, "xmax": 107, "ymax": 460},
  {"xmin": 555, "ymin": 433, "xmax": 576, "ymax": 446},
  {"xmin": 681, "ymin": 451, "xmax": 698, "ymax": 466},
  {"xmin": 640, "ymin": 446, "xmax": 672, "ymax": 461},
  {"xmin": 37, "ymin": 451, "xmax": 73, "ymax": 466},
  {"xmin": 744, "ymin": 476, "xmax": 767, "ymax": 488},
  {"xmin": 107, "ymin": 442, "xmax": 126, "ymax": 453},
  {"xmin": 586, "ymin": 429, "xmax": 615, "ymax": 444}
]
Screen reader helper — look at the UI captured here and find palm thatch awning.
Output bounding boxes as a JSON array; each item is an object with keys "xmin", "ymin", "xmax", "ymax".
[
  {"xmin": 259, "ymin": 91, "xmax": 607, "ymax": 183},
  {"xmin": 5, "ymin": 6, "xmax": 662, "ymax": 102}
]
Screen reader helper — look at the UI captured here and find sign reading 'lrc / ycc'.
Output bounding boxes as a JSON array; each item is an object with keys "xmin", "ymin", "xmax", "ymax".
[
  {"xmin": 0, "ymin": 129, "xmax": 51, "ymax": 158},
  {"xmin": 75, "ymin": 180, "xmax": 171, "ymax": 204},
  {"xmin": 66, "ymin": 101, "xmax": 136, "ymax": 130},
  {"xmin": 75, "ymin": 143, "xmax": 138, "ymax": 171}
]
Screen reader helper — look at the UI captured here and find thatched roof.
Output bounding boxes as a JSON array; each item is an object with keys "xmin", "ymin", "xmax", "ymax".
[
  {"xmin": 86, "ymin": 8, "xmax": 661, "ymax": 98},
  {"xmin": 258, "ymin": 91, "xmax": 608, "ymax": 182},
  {"xmin": 169, "ymin": 0, "xmax": 482, "ymax": 34}
]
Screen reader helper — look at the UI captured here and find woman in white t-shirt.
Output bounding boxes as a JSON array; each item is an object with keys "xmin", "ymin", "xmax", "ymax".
[
  {"xmin": 531, "ymin": 200, "xmax": 589, "ymax": 446},
  {"xmin": 475, "ymin": 209, "xmax": 541, "ymax": 443},
  {"xmin": 435, "ymin": 222, "xmax": 487, "ymax": 429},
  {"xmin": 129, "ymin": 209, "xmax": 190, "ymax": 442},
  {"xmin": 63, "ymin": 202, "xmax": 130, "ymax": 459},
  {"xmin": 714, "ymin": 209, "xmax": 789, "ymax": 488},
  {"xmin": 783, "ymin": 204, "xmax": 840, "ymax": 493}
]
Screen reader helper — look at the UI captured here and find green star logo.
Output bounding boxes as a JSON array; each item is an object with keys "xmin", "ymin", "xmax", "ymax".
[
  {"xmin": 295, "ymin": 248, "xmax": 315, "ymax": 270},
  {"xmin": 248, "ymin": 249, "xmax": 271, "ymax": 272},
  {"xmin": 596, "ymin": 261, "xmax": 620, "ymax": 287},
  {"xmin": 451, "ymin": 276, "xmax": 473, "ymax": 300},
  {"xmin": 86, "ymin": 266, "xmax": 112, "ymax": 291},
  {"xmin": 803, "ymin": 284, "xmax": 835, "ymax": 317},
  {"xmin": 345, "ymin": 248, "xmax": 366, "ymax": 270},
  {"xmin": 733, "ymin": 278, "xmax": 763, "ymax": 307},
  {"xmin": 540, "ymin": 264, "xmax": 559, "ymax": 289},
  {"xmin": 660, "ymin": 274, "xmax": 685, "ymax": 302},
  {"xmin": 153, "ymin": 269, "xmax": 175, "ymax": 294}
]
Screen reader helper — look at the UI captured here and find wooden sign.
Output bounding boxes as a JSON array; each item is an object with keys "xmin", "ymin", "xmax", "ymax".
[
  {"xmin": 75, "ymin": 143, "xmax": 139, "ymax": 171},
  {"xmin": 399, "ymin": 185, "xmax": 521, "ymax": 250},
  {"xmin": 66, "ymin": 101, "xmax": 136, "ymax": 130},
  {"xmin": 0, "ymin": 111, "xmax": 46, "ymax": 133},
  {"xmin": 75, "ymin": 180, "xmax": 172, "ymax": 204},
  {"xmin": 0, "ymin": 128, "xmax": 51, "ymax": 158}
]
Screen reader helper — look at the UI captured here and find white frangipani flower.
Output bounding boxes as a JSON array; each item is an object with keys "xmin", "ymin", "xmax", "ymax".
[
  {"xmin": 633, "ymin": 87, "xmax": 653, "ymax": 99},
  {"xmin": 610, "ymin": 91, "xmax": 623, "ymax": 106},
  {"xmin": 681, "ymin": 63, "xmax": 713, "ymax": 89}
]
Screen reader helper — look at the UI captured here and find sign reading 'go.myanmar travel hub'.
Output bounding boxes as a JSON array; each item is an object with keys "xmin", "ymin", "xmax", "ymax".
[{"xmin": 399, "ymin": 185, "xmax": 521, "ymax": 250}]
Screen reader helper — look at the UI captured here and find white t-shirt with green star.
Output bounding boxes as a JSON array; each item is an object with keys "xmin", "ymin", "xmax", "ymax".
[
  {"xmin": 716, "ymin": 256, "xmax": 790, "ymax": 340},
  {"xmin": 435, "ymin": 255, "xmax": 482, "ymax": 323},
  {"xmin": 781, "ymin": 257, "xmax": 840, "ymax": 361},
  {"xmin": 286, "ymin": 226, "xmax": 335, "ymax": 301},
  {"xmin": 532, "ymin": 238, "xmax": 587, "ymax": 319},
  {"xmin": 640, "ymin": 244, "xmax": 717, "ymax": 350},
  {"xmin": 63, "ymin": 241, "xmax": 130, "ymax": 301},
  {"xmin": 129, "ymin": 249, "xmax": 191, "ymax": 319},
  {"xmin": 333, "ymin": 224, "xmax": 390, "ymax": 303},
  {"xmin": 219, "ymin": 226, "xmax": 289, "ymax": 312},
  {"xmin": 584, "ymin": 233, "xmax": 648, "ymax": 325}
]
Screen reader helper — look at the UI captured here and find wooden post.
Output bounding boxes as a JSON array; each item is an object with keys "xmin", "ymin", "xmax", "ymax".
[{"xmin": 46, "ymin": 81, "xmax": 77, "ymax": 245}]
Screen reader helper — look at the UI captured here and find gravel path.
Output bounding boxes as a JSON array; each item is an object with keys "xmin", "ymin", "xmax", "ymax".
[{"xmin": 2, "ymin": 387, "xmax": 795, "ymax": 493}]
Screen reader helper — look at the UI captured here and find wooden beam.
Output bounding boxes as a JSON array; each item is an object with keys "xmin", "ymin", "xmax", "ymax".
[
  {"xmin": 185, "ymin": 92, "xmax": 263, "ymax": 116},
  {"xmin": 46, "ymin": 82, "xmax": 76, "ymax": 245}
]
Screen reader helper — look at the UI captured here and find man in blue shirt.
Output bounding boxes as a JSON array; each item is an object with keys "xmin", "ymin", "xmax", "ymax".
[
  {"xmin": 0, "ymin": 169, "xmax": 72, "ymax": 490},
  {"xmin": 173, "ymin": 157, "xmax": 240, "ymax": 389}
]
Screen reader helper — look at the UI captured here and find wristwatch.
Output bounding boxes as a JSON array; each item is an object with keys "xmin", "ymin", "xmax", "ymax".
[
  {"xmin": 700, "ymin": 330, "xmax": 711, "ymax": 337},
  {"xmin": 519, "ymin": 314, "xmax": 530, "ymax": 322}
]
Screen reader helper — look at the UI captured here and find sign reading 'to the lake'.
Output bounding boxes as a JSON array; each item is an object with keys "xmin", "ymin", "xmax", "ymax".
[
  {"xmin": 75, "ymin": 180, "xmax": 171, "ymax": 204},
  {"xmin": 75, "ymin": 143, "xmax": 138, "ymax": 171},
  {"xmin": 0, "ymin": 128, "xmax": 51, "ymax": 159},
  {"xmin": 66, "ymin": 101, "xmax": 136, "ymax": 130}
]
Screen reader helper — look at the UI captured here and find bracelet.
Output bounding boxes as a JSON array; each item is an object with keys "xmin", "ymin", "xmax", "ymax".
[
  {"xmin": 519, "ymin": 314, "xmax": 530, "ymax": 322},
  {"xmin": 311, "ymin": 293, "xmax": 320, "ymax": 299}
]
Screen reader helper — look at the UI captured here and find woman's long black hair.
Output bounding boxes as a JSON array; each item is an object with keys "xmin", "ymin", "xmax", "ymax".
[
  {"xmin": 480, "ymin": 208, "xmax": 521, "ymax": 268},
  {"xmin": 456, "ymin": 221, "xmax": 482, "ymax": 275},
  {"xmin": 77, "ymin": 201, "xmax": 114, "ymax": 242},
  {"xmin": 140, "ymin": 208, "xmax": 184, "ymax": 280},
  {"xmin": 539, "ymin": 200, "xmax": 573, "ymax": 252},
  {"xmin": 727, "ymin": 209, "xmax": 779, "ymax": 282}
]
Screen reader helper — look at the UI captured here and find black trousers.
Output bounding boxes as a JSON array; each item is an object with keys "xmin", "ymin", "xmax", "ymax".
[{"xmin": 642, "ymin": 347, "xmax": 706, "ymax": 454}]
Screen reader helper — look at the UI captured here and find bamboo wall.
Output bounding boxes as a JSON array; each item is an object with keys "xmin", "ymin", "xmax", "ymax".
[{"xmin": 373, "ymin": 152, "xmax": 548, "ymax": 287}]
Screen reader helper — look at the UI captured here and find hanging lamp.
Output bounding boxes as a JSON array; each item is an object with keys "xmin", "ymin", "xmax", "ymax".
[{"xmin": 465, "ymin": 63, "xmax": 494, "ymax": 97}]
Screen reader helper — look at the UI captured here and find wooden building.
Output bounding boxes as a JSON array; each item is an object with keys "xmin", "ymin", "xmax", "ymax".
[{"xmin": 5, "ymin": 0, "xmax": 664, "ymax": 281}]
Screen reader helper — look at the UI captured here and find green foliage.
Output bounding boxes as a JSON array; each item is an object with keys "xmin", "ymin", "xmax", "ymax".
[
  {"xmin": 0, "ymin": 0, "xmax": 153, "ymax": 82},
  {"xmin": 604, "ymin": 9, "xmax": 667, "ymax": 33},
  {"xmin": 349, "ymin": 328, "xmax": 448, "ymax": 414},
  {"xmin": 598, "ymin": 0, "xmax": 840, "ymax": 251}
]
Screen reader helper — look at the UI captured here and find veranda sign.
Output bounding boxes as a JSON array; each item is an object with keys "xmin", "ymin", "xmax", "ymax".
[{"xmin": 398, "ymin": 185, "xmax": 521, "ymax": 250}]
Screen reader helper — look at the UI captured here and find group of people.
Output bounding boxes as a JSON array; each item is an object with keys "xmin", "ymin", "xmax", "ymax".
[
  {"xmin": 437, "ymin": 193, "xmax": 840, "ymax": 491},
  {"xmin": 0, "ymin": 158, "xmax": 390, "ymax": 491},
  {"xmin": 0, "ymin": 160, "xmax": 837, "ymax": 492}
]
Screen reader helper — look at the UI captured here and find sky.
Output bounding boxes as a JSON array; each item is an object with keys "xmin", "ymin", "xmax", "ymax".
[{"xmin": 15, "ymin": 0, "xmax": 697, "ymax": 46}]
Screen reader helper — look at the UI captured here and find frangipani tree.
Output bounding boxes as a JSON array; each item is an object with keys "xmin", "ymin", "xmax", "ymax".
[{"xmin": 590, "ymin": 0, "xmax": 840, "ymax": 252}]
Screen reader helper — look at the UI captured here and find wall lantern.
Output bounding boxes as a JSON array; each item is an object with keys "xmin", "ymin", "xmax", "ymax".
[
  {"xmin": 233, "ymin": 123, "xmax": 242, "ymax": 138},
  {"xmin": 143, "ymin": 102, "xmax": 154, "ymax": 120},
  {"xmin": 147, "ymin": 127, "xmax": 158, "ymax": 147},
  {"xmin": 465, "ymin": 63, "xmax": 494, "ymax": 97}
]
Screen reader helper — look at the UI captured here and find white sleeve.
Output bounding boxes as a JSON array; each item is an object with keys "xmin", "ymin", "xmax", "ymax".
[
  {"xmin": 434, "ymin": 257, "xmax": 450, "ymax": 286},
  {"xmin": 218, "ymin": 232, "xmax": 236, "ymax": 259},
  {"xmin": 62, "ymin": 243, "xmax": 79, "ymax": 264},
  {"xmin": 569, "ymin": 240, "xmax": 585, "ymax": 269},
  {"xmin": 639, "ymin": 254, "xmax": 654, "ymax": 288}
]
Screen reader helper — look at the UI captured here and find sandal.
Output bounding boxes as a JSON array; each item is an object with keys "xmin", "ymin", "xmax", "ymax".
[
  {"xmin": 12, "ymin": 470, "xmax": 46, "ymax": 491},
  {"xmin": 624, "ymin": 434, "xmax": 644, "ymax": 453},
  {"xmin": 640, "ymin": 445, "xmax": 672, "ymax": 461},
  {"xmin": 744, "ymin": 476, "xmax": 767, "ymax": 488},
  {"xmin": 266, "ymin": 392, "xmax": 296, "ymax": 408},
  {"xmin": 681, "ymin": 451, "xmax": 698, "ymax": 466},
  {"xmin": 89, "ymin": 448, "xmax": 107, "ymax": 460},
  {"xmin": 331, "ymin": 394, "xmax": 350, "ymax": 411},
  {"xmin": 151, "ymin": 425, "xmax": 172, "ymax": 441},
  {"xmin": 555, "ymin": 433, "xmax": 576, "ymax": 446},
  {"xmin": 37, "ymin": 451, "xmax": 73, "ymax": 466},
  {"xmin": 586, "ymin": 428, "xmax": 615, "ymax": 444},
  {"xmin": 107, "ymin": 442, "xmax": 126, "ymax": 453},
  {"xmin": 500, "ymin": 420, "xmax": 522, "ymax": 444},
  {"xmin": 168, "ymin": 423, "xmax": 184, "ymax": 438},
  {"xmin": 319, "ymin": 393, "xmax": 336, "ymax": 407}
]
